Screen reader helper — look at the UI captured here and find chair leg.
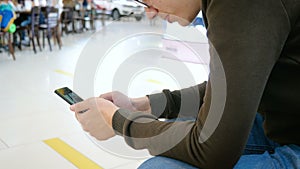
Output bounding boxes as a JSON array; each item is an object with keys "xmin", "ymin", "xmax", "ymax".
[
  {"xmin": 56, "ymin": 29, "xmax": 62, "ymax": 49},
  {"xmin": 72, "ymin": 20, "xmax": 75, "ymax": 33},
  {"xmin": 47, "ymin": 33, "xmax": 52, "ymax": 51},
  {"xmin": 62, "ymin": 22, "xmax": 69, "ymax": 36},
  {"xmin": 18, "ymin": 32, "xmax": 22, "ymax": 50},
  {"xmin": 82, "ymin": 19, "xmax": 86, "ymax": 31},
  {"xmin": 27, "ymin": 29, "xmax": 31, "ymax": 47},
  {"xmin": 90, "ymin": 17, "xmax": 94, "ymax": 30},
  {"xmin": 29, "ymin": 30, "xmax": 37, "ymax": 53},
  {"xmin": 42, "ymin": 31, "xmax": 44, "ymax": 48},
  {"xmin": 53, "ymin": 30, "xmax": 57, "ymax": 46},
  {"xmin": 31, "ymin": 36, "xmax": 36, "ymax": 53},
  {"xmin": 65, "ymin": 23, "xmax": 69, "ymax": 35},
  {"xmin": 36, "ymin": 31, "xmax": 42, "ymax": 51}
]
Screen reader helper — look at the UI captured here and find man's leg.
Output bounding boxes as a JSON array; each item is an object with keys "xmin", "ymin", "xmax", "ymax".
[
  {"xmin": 234, "ymin": 144, "xmax": 300, "ymax": 169},
  {"xmin": 138, "ymin": 114, "xmax": 299, "ymax": 169},
  {"xmin": 138, "ymin": 156, "xmax": 198, "ymax": 169},
  {"xmin": 242, "ymin": 113, "xmax": 280, "ymax": 155}
]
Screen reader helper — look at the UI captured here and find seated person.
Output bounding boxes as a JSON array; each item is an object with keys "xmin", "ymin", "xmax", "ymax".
[{"xmin": 70, "ymin": 0, "xmax": 300, "ymax": 168}]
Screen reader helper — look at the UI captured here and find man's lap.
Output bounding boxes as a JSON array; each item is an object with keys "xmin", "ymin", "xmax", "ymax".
[
  {"xmin": 139, "ymin": 145, "xmax": 300, "ymax": 169},
  {"xmin": 138, "ymin": 114, "xmax": 300, "ymax": 169}
]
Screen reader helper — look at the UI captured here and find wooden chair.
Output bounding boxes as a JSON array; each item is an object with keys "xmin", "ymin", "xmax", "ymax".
[
  {"xmin": 93, "ymin": 7, "xmax": 107, "ymax": 27},
  {"xmin": 72, "ymin": 3, "xmax": 84, "ymax": 33},
  {"xmin": 14, "ymin": 7, "xmax": 42, "ymax": 53},
  {"xmin": 39, "ymin": 7, "xmax": 62, "ymax": 51},
  {"xmin": 83, "ymin": 8, "xmax": 95, "ymax": 30},
  {"xmin": 73, "ymin": 6, "xmax": 95, "ymax": 32},
  {"xmin": 60, "ymin": 7, "xmax": 74, "ymax": 35}
]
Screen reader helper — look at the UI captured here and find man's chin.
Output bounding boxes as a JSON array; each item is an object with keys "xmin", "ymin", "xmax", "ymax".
[
  {"xmin": 171, "ymin": 18, "xmax": 190, "ymax": 26},
  {"xmin": 177, "ymin": 20, "xmax": 191, "ymax": 26},
  {"xmin": 164, "ymin": 14, "xmax": 191, "ymax": 26}
]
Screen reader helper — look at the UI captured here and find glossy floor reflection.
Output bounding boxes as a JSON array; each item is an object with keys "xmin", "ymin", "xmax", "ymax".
[{"xmin": 0, "ymin": 19, "xmax": 208, "ymax": 169}]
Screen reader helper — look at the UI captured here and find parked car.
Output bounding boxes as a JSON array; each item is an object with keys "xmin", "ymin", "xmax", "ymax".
[{"xmin": 93, "ymin": 0, "xmax": 144, "ymax": 21}]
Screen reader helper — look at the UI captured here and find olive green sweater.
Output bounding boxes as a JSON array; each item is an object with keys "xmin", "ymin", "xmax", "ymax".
[{"xmin": 112, "ymin": 0, "xmax": 300, "ymax": 168}]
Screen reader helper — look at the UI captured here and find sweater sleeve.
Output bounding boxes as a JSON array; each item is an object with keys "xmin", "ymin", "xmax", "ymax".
[
  {"xmin": 147, "ymin": 82, "xmax": 207, "ymax": 119},
  {"xmin": 112, "ymin": 0, "xmax": 290, "ymax": 168}
]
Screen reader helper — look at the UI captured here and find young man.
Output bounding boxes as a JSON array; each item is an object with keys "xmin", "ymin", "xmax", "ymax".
[{"xmin": 71, "ymin": 0, "xmax": 300, "ymax": 168}]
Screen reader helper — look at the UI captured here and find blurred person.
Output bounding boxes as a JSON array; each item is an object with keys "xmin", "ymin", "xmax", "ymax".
[
  {"xmin": 74, "ymin": 0, "xmax": 82, "ymax": 10},
  {"xmin": 57, "ymin": 0, "xmax": 64, "ymax": 13},
  {"xmin": 82, "ymin": 0, "xmax": 87, "ymax": 9},
  {"xmin": 13, "ymin": 0, "xmax": 33, "ymax": 45},
  {"xmin": 71, "ymin": 0, "xmax": 300, "ymax": 168},
  {"xmin": 47, "ymin": 0, "xmax": 64, "ymax": 16},
  {"xmin": 0, "ymin": 0, "xmax": 18, "ymax": 10}
]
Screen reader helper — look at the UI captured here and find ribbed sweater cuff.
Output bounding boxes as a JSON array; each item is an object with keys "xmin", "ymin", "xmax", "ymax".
[
  {"xmin": 112, "ymin": 109, "xmax": 131, "ymax": 135},
  {"xmin": 147, "ymin": 92, "xmax": 168, "ymax": 118}
]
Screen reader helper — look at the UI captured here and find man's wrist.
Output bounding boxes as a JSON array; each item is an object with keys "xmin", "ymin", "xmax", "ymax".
[{"xmin": 132, "ymin": 96, "xmax": 151, "ymax": 113}]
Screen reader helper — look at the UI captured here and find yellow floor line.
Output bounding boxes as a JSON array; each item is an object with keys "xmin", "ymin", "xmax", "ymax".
[
  {"xmin": 147, "ymin": 79, "xmax": 162, "ymax": 85},
  {"xmin": 44, "ymin": 138, "xmax": 103, "ymax": 169},
  {"xmin": 54, "ymin": 70, "xmax": 74, "ymax": 77}
]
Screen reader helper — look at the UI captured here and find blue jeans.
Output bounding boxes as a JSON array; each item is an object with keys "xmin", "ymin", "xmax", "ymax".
[{"xmin": 138, "ymin": 114, "xmax": 300, "ymax": 169}]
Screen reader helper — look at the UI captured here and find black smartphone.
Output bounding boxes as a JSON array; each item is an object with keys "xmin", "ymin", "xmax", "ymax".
[{"xmin": 54, "ymin": 87, "xmax": 84, "ymax": 105}]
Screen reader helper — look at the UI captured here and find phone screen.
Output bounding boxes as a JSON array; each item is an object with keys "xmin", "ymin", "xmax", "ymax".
[{"xmin": 54, "ymin": 87, "xmax": 83, "ymax": 105}]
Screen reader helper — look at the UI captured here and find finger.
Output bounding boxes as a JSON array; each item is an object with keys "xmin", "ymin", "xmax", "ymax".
[
  {"xmin": 70, "ymin": 104, "xmax": 75, "ymax": 111},
  {"xmin": 99, "ymin": 92, "xmax": 113, "ymax": 101},
  {"xmin": 70, "ymin": 105, "xmax": 87, "ymax": 113},
  {"xmin": 75, "ymin": 109, "xmax": 91, "ymax": 123},
  {"xmin": 72, "ymin": 100, "xmax": 90, "ymax": 113},
  {"xmin": 75, "ymin": 111, "xmax": 79, "ymax": 120}
]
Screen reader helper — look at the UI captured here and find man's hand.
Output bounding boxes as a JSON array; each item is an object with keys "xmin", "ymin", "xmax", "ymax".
[
  {"xmin": 100, "ymin": 91, "xmax": 151, "ymax": 113},
  {"xmin": 143, "ymin": 0, "xmax": 202, "ymax": 26},
  {"xmin": 70, "ymin": 97, "xmax": 119, "ymax": 140}
]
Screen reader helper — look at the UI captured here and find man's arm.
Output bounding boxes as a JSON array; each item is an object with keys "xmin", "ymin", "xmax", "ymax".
[
  {"xmin": 112, "ymin": 0, "xmax": 291, "ymax": 168},
  {"xmin": 148, "ymin": 82, "xmax": 207, "ymax": 119}
]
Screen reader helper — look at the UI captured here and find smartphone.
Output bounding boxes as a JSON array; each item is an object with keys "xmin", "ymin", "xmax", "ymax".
[
  {"xmin": 54, "ymin": 87, "xmax": 84, "ymax": 105},
  {"xmin": 134, "ymin": 0, "xmax": 149, "ymax": 8}
]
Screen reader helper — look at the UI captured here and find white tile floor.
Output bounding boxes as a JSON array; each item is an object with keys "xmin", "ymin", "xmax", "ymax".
[{"xmin": 0, "ymin": 18, "xmax": 209, "ymax": 169}]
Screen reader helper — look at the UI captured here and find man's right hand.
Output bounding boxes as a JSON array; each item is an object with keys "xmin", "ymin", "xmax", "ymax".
[{"xmin": 100, "ymin": 91, "xmax": 151, "ymax": 113}]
